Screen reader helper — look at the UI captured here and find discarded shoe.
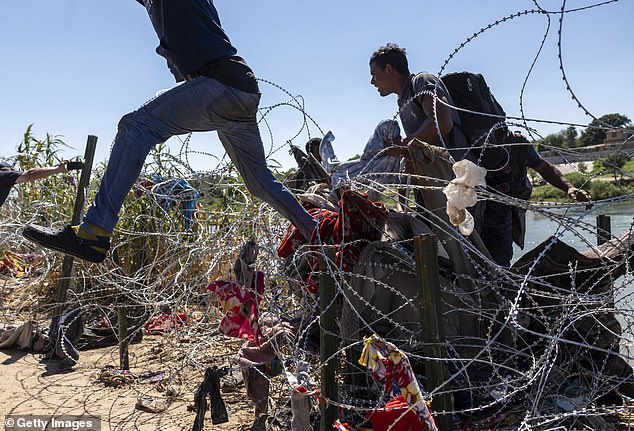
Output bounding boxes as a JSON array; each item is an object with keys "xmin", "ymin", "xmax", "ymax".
[{"xmin": 23, "ymin": 224, "xmax": 109, "ymax": 263}]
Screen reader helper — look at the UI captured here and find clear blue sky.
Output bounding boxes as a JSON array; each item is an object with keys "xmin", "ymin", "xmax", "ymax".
[{"xmin": 1, "ymin": 0, "xmax": 631, "ymax": 172}]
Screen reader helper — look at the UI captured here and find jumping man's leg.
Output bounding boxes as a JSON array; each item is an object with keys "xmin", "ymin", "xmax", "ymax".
[
  {"xmin": 24, "ymin": 78, "xmax": 235, "ymax": 261},
  {"xmin": 213, "ymin": 88, "xmax": 317, "ymax": 240}
]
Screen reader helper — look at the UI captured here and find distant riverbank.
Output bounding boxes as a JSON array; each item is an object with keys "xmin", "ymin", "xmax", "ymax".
[{"xmin": 532, "ymin": 158, "xmax": 634, "ymax": 201}]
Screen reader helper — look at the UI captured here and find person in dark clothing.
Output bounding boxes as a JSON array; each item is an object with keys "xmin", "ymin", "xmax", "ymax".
[
  {"xmin": 0, "ymin": 160, "xmax": 70, "ymax": 208},
  {"xmin": 23, "ymin": 0, "xmax": 317, "ymax": 263},
  {"xmin": 305, "ymin": 138, "xmax": 323, "ymax": 163},
  {"xmin": 481, "ymin": 131, "xmax": 592, "ymax": 267}
]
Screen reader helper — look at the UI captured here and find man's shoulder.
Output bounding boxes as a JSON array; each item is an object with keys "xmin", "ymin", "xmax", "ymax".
[
  {"xmin": 411, "ymin": 71, "xmax": 441, "ymax": 83},
  {"xmin": 410, "ymin": 72, "xmax": 445, "ymax": 95},
  {"xmin": 0, "ymin": 170, "xmax": 22, "ymax": 186},
  {"xmin": 525, "ymin": 145, "xmax": 543, "ymax": 167},
  {"xmin": 511, "ymin": 142, "xmax": 542, "ymax": 167}
]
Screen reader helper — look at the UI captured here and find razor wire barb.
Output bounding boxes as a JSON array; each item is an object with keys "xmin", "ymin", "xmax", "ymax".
[{"xmin": 1, "ymin": 1, "xmax": 634, "ymax": 430}]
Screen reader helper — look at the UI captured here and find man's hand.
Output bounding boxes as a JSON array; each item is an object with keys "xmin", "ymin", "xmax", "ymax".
[
  {"xmin": 384, "ymin": 134, "xmax": 411, "ymax": 157},
  {"xmin": 384, "ymin": 145, "xmax": 409, "ymax": 157},
  {"xmin": 65, "ymin": 160, "xmax": 84, "ymax": 171},
  {"xmin": 567, "ymin": 187, "xmax": 592, "ymax": 203},
  {"xmin": 383, "ymin": 135, "xmax": 414, "ymax": 171}
]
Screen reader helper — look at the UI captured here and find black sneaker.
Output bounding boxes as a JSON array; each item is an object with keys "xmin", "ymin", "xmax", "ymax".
[{"xmin": 22, "ymin": 224, "xmax": 109, "ymax": 263}]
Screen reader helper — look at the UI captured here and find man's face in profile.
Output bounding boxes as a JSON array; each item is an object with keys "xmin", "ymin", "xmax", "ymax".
[{"xmin": 370, "ymin": 62, "xmax": 392, "ymax": 97}]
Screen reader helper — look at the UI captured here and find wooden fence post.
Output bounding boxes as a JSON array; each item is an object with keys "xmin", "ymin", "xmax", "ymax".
[
  {"xmin": 109, "ymin": 248, "xmax": 133, "ymax": 371},
  {"xmin": 54, "ymin": 135, "xmax": 97, "ymax": 314},
  {"xmin": 118, "ymin": 305, "xmax": 130, "ymax": 370},
  {"xmin": 320, "ymin": 247, "xmax": 338, "ymax": 430},
  {"xmin": 414, "ymin": 234, "xmax": 453, "ymax": 431},
  {"xmin": 597, "ymin": 214, "xmax": 611, "ymax": 246}
]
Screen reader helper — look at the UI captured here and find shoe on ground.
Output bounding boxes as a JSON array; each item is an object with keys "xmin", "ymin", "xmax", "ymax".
[{"xmin": 22, "ymin": 224, "xmax": 109, "ymax": 263}]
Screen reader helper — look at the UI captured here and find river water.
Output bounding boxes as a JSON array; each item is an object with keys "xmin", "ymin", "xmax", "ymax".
[{"xmin": 515, "ymin": 200, "xmax": 634, "ymax": 256}]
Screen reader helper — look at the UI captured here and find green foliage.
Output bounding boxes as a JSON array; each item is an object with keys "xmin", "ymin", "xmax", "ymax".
[
  {"xmin": 579, "ymin": 113, "xmax": 632, "ymax": 147},
  {"xmin": 534, "ymin": 126, "xmax": 579, "ymax": 149},
  {"xmin": 16, "ymin": 124, "xmax": 70, "ymax": 168},
  {"xmin": 592, "ymin": 153, "xmax": 631, "ymax": 181},
  {"xmin": 530, "ymin": 184, "xmax": 566, "ymax": 201},
  {"xmin": 577, "ymin": 162, "xmax": 588, "ymax": 174},
  {"xmin": 10, "ymin": 125, "xmax": 77, "ymax": 222},
  {"xmin": 564, "ymin": 172, "xmax": 589, "ymax": 189},
  {"xmin": 535, "ymin": 130, "xmax": 566, "ymax": 150},
  {"xmin": 531, "ymin": 173, "xmax": 633, "ymax": 201},
  {"xmin": 621, "ymin": 158, "xmax": 634, "ymax": 176},
  {"xmin": 564, "ymin": 126, "xmax": 578, "ymax": 148},
  {"xmin": 589, "ymin": 181, "xmax": 627, "ymax": 199}
]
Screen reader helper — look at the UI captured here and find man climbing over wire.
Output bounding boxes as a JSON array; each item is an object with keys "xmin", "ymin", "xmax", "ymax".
[
  {"xmin": 23, "ymin": 0, "xmax": 317, "ymax": 263},
  {"xmin": 368, "ymin": 43, "xmax": 470, "ymax": 162}
]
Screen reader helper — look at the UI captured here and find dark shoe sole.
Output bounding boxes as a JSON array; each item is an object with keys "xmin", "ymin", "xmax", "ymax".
[{"xmin": 23, "ymin": 224, "xmax": 108, "ymax": 264}]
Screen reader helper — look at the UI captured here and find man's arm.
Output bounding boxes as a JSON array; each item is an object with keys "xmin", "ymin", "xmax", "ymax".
[
  {"xmin": 532, "ymin": 160, "xmax": 592, "ymax": 202},
  {"xmin": 402, "ymin": 93, "xmax": 454, "ymax": 146},
  {"xmin": 14, "ymin": 161, "xmax": 69, "ymax": 184},
  {"xmin": 385, "ymin": 93, "xmax": 454, "ymax": 159}
]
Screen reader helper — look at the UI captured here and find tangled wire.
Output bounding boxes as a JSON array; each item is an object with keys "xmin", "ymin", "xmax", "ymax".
[{"xmin": 0, "ymin": 1, "xmax": 633, "ymax": 430}]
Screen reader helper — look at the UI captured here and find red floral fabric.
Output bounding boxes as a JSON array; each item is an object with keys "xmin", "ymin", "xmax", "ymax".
[
  {"xmin": 359, "ymin": 335, "xmax": 437, "ymax": 431},
  {"xmin": 206, "ymin": 271, "xmax": 265, "ymax": 344}
]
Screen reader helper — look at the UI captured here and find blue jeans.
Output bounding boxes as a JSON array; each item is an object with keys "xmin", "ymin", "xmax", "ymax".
[
  {"xmin": 479, "ymin": 203, "xmax": 513, "ymax": 267},
  {"xmin": 84, "ymin": 76, "xmax": 317, "ymax": 239}
]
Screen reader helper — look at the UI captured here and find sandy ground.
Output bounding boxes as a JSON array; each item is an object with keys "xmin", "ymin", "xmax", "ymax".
[{"xmin": 0, "ymin": 334, "xmax": 258, "ymax": 431}]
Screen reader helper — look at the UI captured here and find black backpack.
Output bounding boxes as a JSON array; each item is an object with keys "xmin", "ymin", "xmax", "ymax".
[{"xmin": 440, "ymin": 72, "xmax": 508, "ymax": 168}]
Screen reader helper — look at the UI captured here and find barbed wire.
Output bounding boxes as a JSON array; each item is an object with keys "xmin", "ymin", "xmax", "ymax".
[{"xmin": 1, "ymin": 1, "xmax": 633, "ymax": 430}]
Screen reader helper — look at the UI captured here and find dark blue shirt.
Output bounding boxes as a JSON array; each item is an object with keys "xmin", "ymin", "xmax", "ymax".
[
  {"xmin": 508, "ymin": 141, "xmax": 542, "ymax": 200},
  {"xmin": 137, "ymin": 0, "xmax": 237, "ymax": 81},
  {"xmin": 0, "ymin": 170, "xmax": 22, "ymax": 207},
  {"xmin": 483, "ymin": 133, "xmax": 543, "ymax": 248}
]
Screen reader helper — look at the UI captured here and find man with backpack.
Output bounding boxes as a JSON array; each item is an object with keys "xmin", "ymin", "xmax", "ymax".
[
  {"xmin": 368, "ymin": 43, "xmax": 591, "ymax": 267},
  {"xmin": 369, "ymin": 43, "xmax": 472, "ymax": 162}
]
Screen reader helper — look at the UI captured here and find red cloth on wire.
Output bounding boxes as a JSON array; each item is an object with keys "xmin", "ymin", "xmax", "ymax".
[
  {"xmin": 277, "ymin": 190, "xmax": 388, "ymax": 293},
  {"xmin": 367, "ymin": 395, "xmax": 421, "ymax": 431},
  {"xmin": 206, "ymin": 271, "xmax": 265, "ymax": 344}
]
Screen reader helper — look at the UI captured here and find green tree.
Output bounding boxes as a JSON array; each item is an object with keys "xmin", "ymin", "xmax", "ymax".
[
  {"xmin": 535, "ymin": 129, "xmax": 568, "ymax": 149},
  {"xmin": 534, "ymin": 127, "xmax": 581, "ymax": 149},
  {"xmin": 579, "ymin": 113, "xmax": 632, "ymax": 147},
  {"xmin": 565, "ymin": 126, "xmax": 578, "ymax": 148},
  {"xmin": 593, "ymin": 153, "xmax": 631, "ymax": 182}
]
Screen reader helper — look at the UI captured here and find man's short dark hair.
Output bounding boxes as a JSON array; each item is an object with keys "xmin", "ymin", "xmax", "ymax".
[
  {"xmin": 305, "ymin": 137, "xmax": 321, "ymax": 155},
  {"xmin": 369, "ymin": 43, "xmax": 409, "ymax": 75}
]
